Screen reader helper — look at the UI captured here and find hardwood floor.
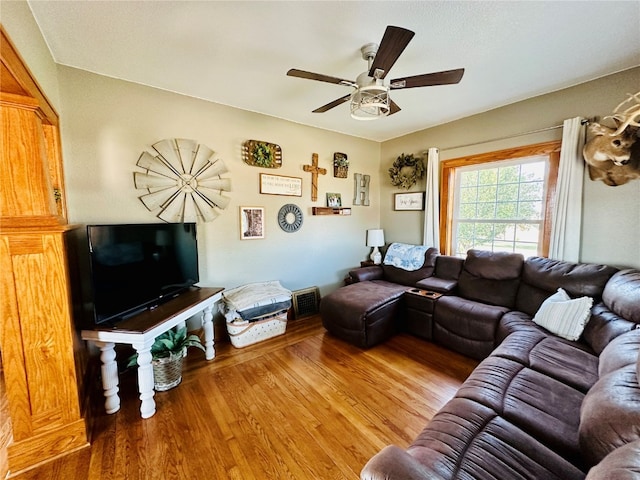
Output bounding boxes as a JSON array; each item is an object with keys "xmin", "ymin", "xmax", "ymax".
[{"xmin": 10, "ymin": 315, "xmax": 477, "ymax": 480}]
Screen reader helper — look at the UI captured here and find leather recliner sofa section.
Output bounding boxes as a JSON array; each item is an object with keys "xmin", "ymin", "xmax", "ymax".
[
  {"xmin": 319, "ymin": 247, "xmax": 640, "ymax": 479},
  {"xmin": 320, "ymin": 247, "xmax": 439, "ymax": 348}
]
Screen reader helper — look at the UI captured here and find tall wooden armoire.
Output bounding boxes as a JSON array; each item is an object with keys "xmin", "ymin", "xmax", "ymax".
[{"xmin": 0, "ymin": 27, "xmax": 89, "ymax": 476}]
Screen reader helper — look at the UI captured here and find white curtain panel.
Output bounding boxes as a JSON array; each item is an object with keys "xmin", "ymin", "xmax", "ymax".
[
  {"xmin": 549, "ymin": 117, "xmax": 586, "ymax": 262},
  {"xmin": 423, "ymin": 147, "xmax": 440, "ymax": 250}
]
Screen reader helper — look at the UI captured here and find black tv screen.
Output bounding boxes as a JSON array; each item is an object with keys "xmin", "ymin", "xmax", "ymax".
[{"xmin": 87, "ymin": 223, "xmax": 199, "ymax": 324}]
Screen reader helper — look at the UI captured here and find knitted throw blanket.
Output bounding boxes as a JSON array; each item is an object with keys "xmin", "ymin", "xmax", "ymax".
[{"xmin": 382, "ymin": 243, "xmax": 428, "ymax": 271}]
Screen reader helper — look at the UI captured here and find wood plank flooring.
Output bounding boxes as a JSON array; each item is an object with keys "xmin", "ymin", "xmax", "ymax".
[{"xmin": 9, "ymin": 315, "xmax": 477, "ymax": 480}]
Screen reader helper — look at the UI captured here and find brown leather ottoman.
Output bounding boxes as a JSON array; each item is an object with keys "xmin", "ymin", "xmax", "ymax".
[{"xmin": 320, "ymin": 280, "xmax": 409, "ymax": 348}]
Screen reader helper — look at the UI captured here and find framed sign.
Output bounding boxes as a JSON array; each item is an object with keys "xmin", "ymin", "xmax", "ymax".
[
  {"xmin": 394, "ymin": 192, "xmax": 425, "ymax": 211},
  {"xmin": 260, "ymin": 173, "xmax": 302, "ymax": 197}
]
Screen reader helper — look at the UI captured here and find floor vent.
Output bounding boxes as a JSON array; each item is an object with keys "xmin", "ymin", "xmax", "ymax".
[{"xmin": 292, "ymin": 287, "xmax": 320, "ymax": 319}]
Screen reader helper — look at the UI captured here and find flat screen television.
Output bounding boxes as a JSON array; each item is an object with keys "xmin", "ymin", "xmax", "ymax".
[{"xmin": 86, "ymin": 223, "xmax": 199, "ymax": 325}]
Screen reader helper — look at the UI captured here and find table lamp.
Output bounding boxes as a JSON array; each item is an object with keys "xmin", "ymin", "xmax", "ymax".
[{"xmin": 366, "ymin": 229, "xmax": 385, "ymax": 264}]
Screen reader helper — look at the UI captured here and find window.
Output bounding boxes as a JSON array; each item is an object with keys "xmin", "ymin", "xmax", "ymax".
[{"xmin": 440, "ymin": 142, "xmax": 560, "ymax": 257}]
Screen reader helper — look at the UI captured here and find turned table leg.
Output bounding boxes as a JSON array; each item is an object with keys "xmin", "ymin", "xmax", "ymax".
[
  {"xmin": 202, "ymin": 304, "xmax": 215, "ymax": 360},
  {"xmin": 133, "ymin": 338, "xmax": 156, "ymax": 419},
  {"xmin": 96, "ymin": 341, "xmax": 120, "ymax": 414}
]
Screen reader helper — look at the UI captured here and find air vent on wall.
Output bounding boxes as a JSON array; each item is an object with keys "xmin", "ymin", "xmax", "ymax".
[{"xmin": 292, "ymin": 287, "xmax": 320, "ymax": 319}]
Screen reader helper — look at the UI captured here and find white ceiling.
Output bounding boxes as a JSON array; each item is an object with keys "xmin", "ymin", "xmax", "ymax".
[{"xmin": 28, "ymin": 1, "xmax": 640, "ymax": 142}]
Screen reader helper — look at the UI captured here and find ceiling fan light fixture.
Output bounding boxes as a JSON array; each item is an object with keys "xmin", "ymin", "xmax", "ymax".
[{"xmin": 350, "ymin": 85, "xmax": 390, "ymax": 121}]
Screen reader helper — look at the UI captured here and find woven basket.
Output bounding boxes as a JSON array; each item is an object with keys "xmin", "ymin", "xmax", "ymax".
[
  {"xmin": 334, "ymin": 165, "xmax": 348, "ymax": 178},
  {"xmin": 152, "ymin": 350, "xmax": 184, "ymax": 391},
  {"xmin": 226, "ymin": 312, "xmax": 287, "ymax": 348}
]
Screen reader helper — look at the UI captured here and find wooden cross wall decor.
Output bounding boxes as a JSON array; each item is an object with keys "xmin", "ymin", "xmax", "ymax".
[{"xmin": 303, "ymin": 153, "xmax": 327, "ymax": 201}]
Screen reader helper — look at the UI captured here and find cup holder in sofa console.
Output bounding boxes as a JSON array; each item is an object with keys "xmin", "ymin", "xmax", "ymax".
[{"xmin": 408, "ymin": 288, "xmax": 442, "ymax": 299}]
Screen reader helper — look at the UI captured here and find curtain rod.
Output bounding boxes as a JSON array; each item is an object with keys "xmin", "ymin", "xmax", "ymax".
[{"xmin": 437, "ymin": 118, "xmax": 590, "ymax": 153}]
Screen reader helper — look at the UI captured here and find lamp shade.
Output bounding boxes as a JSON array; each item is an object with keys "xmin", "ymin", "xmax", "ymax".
[{"xmin": 366, "ymin": 229, "xmax": 385, "ymax": 247}]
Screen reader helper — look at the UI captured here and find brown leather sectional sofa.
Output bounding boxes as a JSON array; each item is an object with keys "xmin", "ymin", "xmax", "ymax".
[{"xmin": 320, "ymin": 247, "xmax": 640, "ymax": 480}]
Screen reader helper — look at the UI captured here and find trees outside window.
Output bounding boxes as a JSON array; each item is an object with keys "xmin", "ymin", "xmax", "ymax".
[{"xmin": 440, "ymin": 142, "xmax": 560, "ymax": 257}]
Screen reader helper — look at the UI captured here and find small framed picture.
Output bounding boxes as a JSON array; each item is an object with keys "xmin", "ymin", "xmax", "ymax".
[
  {"xmin": 240, "ymin": 207, "xmax": 265, "ymax": 239},
  {"xmin": 326, "ymin": 193, "xmax": 342, "ymax": 207},
  {"xmin": 394, "ymin": 192, "xmax": 425, "ymax": 211}
]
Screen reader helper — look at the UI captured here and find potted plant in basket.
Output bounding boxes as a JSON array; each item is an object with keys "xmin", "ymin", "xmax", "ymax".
[{"xmin": 127, "ymin": 327, "xmax": 205, "ymax": 391}]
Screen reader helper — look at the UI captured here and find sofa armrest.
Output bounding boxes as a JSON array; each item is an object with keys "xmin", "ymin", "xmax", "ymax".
[
  {"xmin": 349, "ymin": 265, "xmax": 384, "ymax": 283},
  {"xmin": 361, "ymin": 445, "xmax": 446, "ymax": 480},
  {"xmin": 416, "ymin": 276, "xmax": 458, "ymax": 294}
]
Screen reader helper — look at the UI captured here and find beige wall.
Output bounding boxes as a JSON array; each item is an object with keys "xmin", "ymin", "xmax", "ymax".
[
  {"xmin": 381, "ymin": 67, "xmax": 640, "ymax": 269},
  {"xmin": 3, "ymin": 4, "xmax": 638, "ymax": 299},
  {"xmin": 1, "ymin": 1, "xmax": 62, "ymax": 111},
  {"xmin": 57, "ymin": 67, "xmax": 381, "ymax": 295}
]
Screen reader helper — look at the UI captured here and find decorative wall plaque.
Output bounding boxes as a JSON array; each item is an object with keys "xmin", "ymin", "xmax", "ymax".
[
  {"xmin": 333, "ymin": 152, "xmax": 349, "ymax": 178},
  {"xmin": 353, "ymin": 173, "xmax": 371, "ymax": 206},
  {"xmin": 278, "ymin": 204, "xmax": 303, "ymax": 232},
  {"xmin": 394, "ymin": 192, "xmax": 425, "ymax": 211},
  {"xmin": 242, "ymin": 140, "xmax": 282, "ymax": 168},
  {"xmin": 134, "ymin": 138, "xmax": 231, "ymax": 222},
  {"xmin": 260, "ymin": 173, "xmax": 302, "ymax": 196}
]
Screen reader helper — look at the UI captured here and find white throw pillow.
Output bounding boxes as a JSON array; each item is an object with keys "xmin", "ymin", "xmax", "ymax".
[{"xmin": 533, "ymin": 288, "xmax": 593, "ymax": 341}]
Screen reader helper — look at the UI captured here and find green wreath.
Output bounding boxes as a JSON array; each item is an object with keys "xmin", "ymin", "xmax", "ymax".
[
  {"xmin": 388, "ymin": 153, "xmax": 425, "ymax": 189},
  {"xmin": 253, "ymin": 142, "xmax": 273, "ymax": 167}
]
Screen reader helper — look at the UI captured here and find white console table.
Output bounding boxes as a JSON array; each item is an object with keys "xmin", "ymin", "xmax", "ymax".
[{"xmin": 81, "ymin": 287, "xmax": 224, "ymax": 419}]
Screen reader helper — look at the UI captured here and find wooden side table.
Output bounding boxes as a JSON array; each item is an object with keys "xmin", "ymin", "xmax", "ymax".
[{"xmin": 81, "ymin": 287, "xmax": 223, "ymax": 419}]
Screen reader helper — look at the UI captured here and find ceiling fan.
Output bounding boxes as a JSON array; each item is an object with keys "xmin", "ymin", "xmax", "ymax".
[{"xmin": 287, "ymin": 25, "xmax": 464, "ymax": 120}]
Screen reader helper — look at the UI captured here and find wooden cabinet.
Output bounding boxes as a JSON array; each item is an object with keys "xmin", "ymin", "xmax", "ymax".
[{"xmin": 0, "ymin": 27, "xmax": 88, "ymax": 476}]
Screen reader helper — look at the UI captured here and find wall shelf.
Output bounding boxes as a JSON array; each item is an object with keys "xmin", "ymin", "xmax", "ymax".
[{"xmin": 312, "ymin": 207, "xmax": 351, "ymax": 216}]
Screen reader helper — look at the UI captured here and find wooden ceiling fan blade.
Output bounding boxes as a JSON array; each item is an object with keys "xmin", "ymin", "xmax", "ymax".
[
  {"xmin": 368, "ymin": 26, "xmax": 415, "ymax": 79},
  {"xmin": 390, "ymin": 68, "xmax": 465, "ymax": 90},
  {"xmin": 312, "ymin": 94, "xmax": 351, "ymax": 113},
  {"xmin": 389, "ymin": 100, "xmax": 401, "ymax": 115},
  {"xmin": 287, "ymin": 69, "xmax": 356, "ymax": 87}
]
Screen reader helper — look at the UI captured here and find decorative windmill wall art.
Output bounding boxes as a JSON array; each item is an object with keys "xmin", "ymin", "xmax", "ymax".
[{"xmin": 134, "ymin": 138, "xmax": 232, "ymax": 222}]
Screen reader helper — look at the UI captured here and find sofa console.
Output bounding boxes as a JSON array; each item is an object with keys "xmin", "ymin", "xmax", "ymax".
[
  {"xmin": 319, "ymin": 244, "xmax": 640, "ymax": 480},
  {"xmin": 404, "ymin": 288, "xmax": 442, "ymax": 341}
]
